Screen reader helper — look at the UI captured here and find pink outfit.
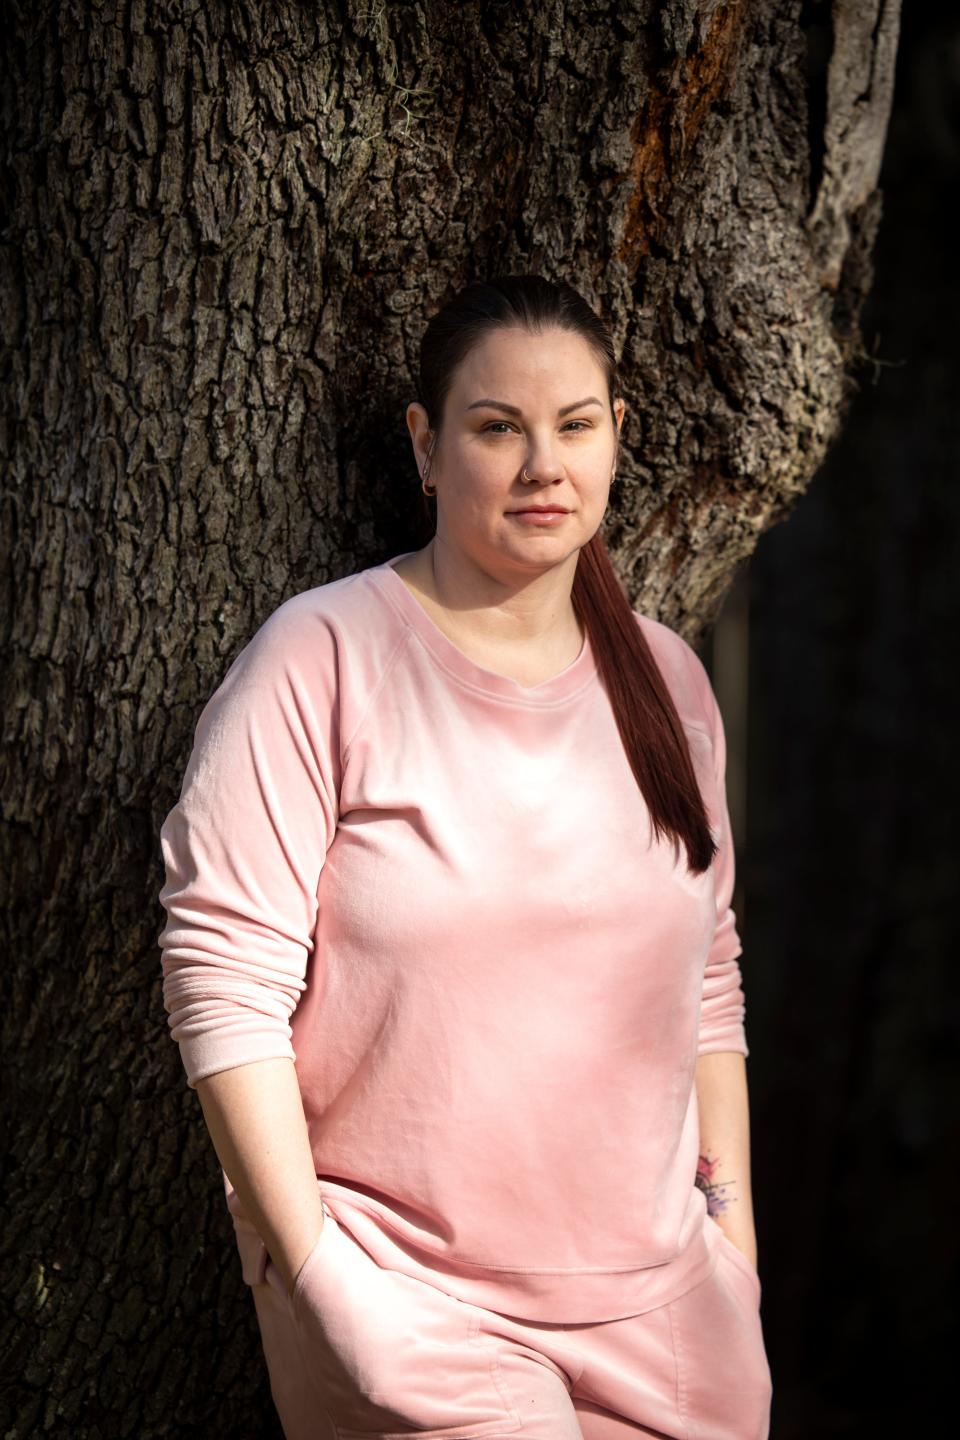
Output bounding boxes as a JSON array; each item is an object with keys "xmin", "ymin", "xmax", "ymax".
[
  {"xmin": 239, "ymin": 1198, "xmax": 770, "ymax": 1439},
  {"xmin": 158, "ymin": 552, "xmax": 770, "ymax": 1434}
]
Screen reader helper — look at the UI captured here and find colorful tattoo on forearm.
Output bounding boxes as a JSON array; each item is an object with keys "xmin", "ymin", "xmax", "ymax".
[{"xmin": 696, "ymin": 1152, "xmax": 736, "ymax": 1218}]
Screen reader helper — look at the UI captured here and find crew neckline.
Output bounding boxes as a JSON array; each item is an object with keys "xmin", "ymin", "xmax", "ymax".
[{"xmin": 368, "ymin": 551, "xmax": 599, "ymax": 706}]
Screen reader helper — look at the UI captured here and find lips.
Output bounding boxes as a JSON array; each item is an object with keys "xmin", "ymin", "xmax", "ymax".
[{"xmin": 510, "ymin": 507, "xmax": 569, "ymax": 514}]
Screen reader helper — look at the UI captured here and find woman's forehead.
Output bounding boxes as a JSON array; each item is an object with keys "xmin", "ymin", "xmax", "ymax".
[{"xmin": 449, "ymin": 327, "xmax": 604, "ymax": 397}]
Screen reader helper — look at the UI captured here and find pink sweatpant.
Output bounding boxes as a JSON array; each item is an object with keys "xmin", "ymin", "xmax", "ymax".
[{"xmin": 241, "ymin": 1202, "xmax": 772, "ymax": 1440}]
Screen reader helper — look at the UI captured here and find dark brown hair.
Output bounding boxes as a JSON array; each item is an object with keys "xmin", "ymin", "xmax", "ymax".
[{"xmin": 415, "ymin": 273, "xmax": 718, "ymax": 876}]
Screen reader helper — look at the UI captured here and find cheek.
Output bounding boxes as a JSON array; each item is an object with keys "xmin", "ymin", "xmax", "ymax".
[
  {"xmin": 450, "ymin": 448, "xmax": 515, "ymax": 501},
  {"xmin": 572, "ymin": 453, "xmax": 615, "ymax": 493}
]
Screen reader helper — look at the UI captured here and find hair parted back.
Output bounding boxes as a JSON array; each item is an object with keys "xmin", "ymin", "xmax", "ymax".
[{"xmin": 415, "ymin": 273, "xmax": 719, "ymax": 877}]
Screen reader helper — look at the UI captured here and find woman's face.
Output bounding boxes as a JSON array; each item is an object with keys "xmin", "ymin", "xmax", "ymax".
[{"xmin": 407, "ymin": 325, "xmax": 626, "ymax": 579}]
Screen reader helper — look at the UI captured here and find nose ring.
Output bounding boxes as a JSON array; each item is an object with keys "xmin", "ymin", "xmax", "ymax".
[{"xmin": 522, "ymin": 467, "xmax": 533, "ymax": 482}]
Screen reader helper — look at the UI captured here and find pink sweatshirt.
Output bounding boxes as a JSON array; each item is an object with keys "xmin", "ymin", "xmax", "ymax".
[{"xmin": 157, "ymin": 551, "xmax": 748, "ymax": 1324}]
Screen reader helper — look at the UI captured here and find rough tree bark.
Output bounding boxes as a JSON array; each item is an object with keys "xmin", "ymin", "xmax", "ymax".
[{"xmin": 0, "ymin": 0, "xmax": 899, "ymax": 1434}]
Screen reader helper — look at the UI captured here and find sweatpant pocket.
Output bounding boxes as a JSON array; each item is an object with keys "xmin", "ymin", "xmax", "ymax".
[
  {"xmin": 670, "ymin": 1254, "xmax": 773, "ymax": 1440},
  {"xmin": 716, "ymin": 1231, "xmax": 763, "ymax": 1306},
  {"xmin": 285, "ymin": 1211, "xmax": 522, "ymax": 1439}
]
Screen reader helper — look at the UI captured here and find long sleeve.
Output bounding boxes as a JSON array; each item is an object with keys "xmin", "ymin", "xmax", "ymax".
[
  {"xmin": 692, "ymin": 658, "xmax": 749, "ymax": 1059},
  {"xmin": 157, "ymin": 600, "xmax": 340, "ymax": 1089}
]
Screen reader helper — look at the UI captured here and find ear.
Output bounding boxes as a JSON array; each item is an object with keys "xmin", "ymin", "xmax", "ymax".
[
  {"xmin": 613, "ymin": 397, "xmax": 626, "ymax": 437},
  {"xmin": 406, "ymin": 402, "xmax": 434, "ymax": 472}
]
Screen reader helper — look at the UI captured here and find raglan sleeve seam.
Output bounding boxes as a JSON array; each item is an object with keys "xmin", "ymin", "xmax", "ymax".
[{"xmin": 341, "ymin": 625, "xmax": 415, "ymax": 766}]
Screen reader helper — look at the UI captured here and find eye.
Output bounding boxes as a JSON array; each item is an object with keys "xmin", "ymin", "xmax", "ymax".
[{"xmin": 480, "ymin": 419, "xmax": 593, "ymax": 435}]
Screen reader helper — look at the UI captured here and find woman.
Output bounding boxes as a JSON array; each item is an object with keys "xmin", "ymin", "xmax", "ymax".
[{"xmin": 158, "ymin": 274, "xmax": 773, "ymax": 1439}]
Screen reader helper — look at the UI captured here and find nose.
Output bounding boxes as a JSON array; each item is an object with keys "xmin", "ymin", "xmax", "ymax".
[{"xmin": 520, "ymin": 442, "xmax": 564, "ymax": 484}]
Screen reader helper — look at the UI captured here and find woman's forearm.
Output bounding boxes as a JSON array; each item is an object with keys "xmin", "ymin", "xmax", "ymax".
[
  {"xmin": 195, "ymin": 1057, "xmax": 325, "ymax": 1298},
  {"xmin": 694, "ymin": 1050, "xmax": 758, "ymax": 1268}
]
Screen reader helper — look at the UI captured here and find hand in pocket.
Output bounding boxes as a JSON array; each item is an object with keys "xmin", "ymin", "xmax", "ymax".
[
  {"xmin": 286, "ymin": 1213, "xmax": 520, "ymax": 1438},
  {"xmin": 279, "ymin": 1213, "xmax": 329, "ymax": 1301},
  {"xmin": 717, "ymin": 1229, "xmax": 762, "ymax": 1306}
]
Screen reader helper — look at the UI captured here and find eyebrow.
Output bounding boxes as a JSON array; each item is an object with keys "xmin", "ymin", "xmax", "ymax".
[{"xmin": 466, "ymin": 396, "xmax": 604, "ymax": 417}]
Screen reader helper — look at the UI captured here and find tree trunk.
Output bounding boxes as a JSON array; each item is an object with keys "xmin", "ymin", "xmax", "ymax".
[{"xmin": 0, "ymin": 0, "xmax": 899, "ymax": 1434}]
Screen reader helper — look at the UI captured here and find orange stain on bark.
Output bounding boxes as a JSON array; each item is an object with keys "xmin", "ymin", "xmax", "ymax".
[{"xmin": 619, "ymin": 0, "xmax": 745, "ymax": 267}]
